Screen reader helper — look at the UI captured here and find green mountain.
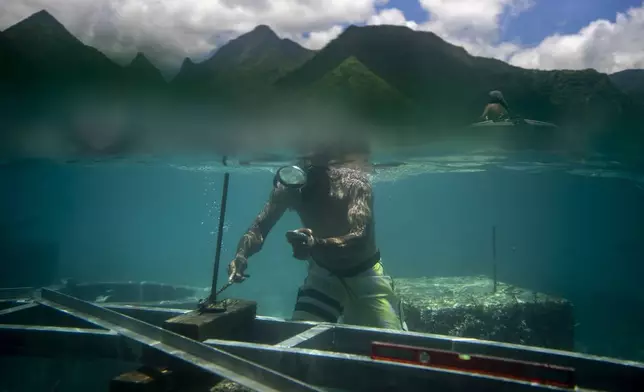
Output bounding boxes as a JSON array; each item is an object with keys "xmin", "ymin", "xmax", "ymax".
[
  {"xmin": 126, "ymin": 52, "xmax": 166, "ymax": 88},
  {"xmin": 173, "ymin": 58, "xmax": 198, "ymax": 85},
  {"xmin": 610, "ymin": 70, "xmax": 644, "ymax": 101},
  {"xmin": 2, "ymin": 10, "xmax": 644, "ymax": 155},
  {"xmin": 0, "ymin": 31, "xmax": 34, "ymax": 88},
  {"xmin": 1, "ymin": 10, "xmax": 123, "ymax": 91},
  {"xmin": 294, "ymin": 56, "xmax": 416, "ymax": 127},
  {"xmin": 171, "ymin": 25, "xmax": 315, "ymax": 103},
  {"xmin": 277, "ymin": 25, "xmax": 642, "ymax": 138},
  {"xmin": 309, "ymin": 56, "xmax": 408, "ymax": 102}
]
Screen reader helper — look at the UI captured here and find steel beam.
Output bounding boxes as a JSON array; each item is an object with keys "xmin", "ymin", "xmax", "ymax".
[
  {"xmin": 205, "ymin": 339, "xmax": 569, "ymax": 392},
  {"xmin": 276, "ymin": 324, "xmax": 333, "ymax": 349},
  {"xmin": 36, "ymin": 288, "xmax": 324, "ymax": 392},
  {"xmin": 0, "ymin": 301, "xmax": 106, "ymax": 329},
  {"xmin": 319, "ymin": 323, "xmax": 644, "ymax": 392},
  {"xmin": 0, "ymin": 287, "xmax": 35, "ymax": 300},
  {"xmin": 0, "ymin": 299, "xmax": 32, "ymax": 311},
  {"xmin": 103, "ymin": 304, "xmax": 189, "ymax": 327},
  {"xmin": 0, "ymin": 302, "xmax": 39, "ymax": 317},
  {"xmin": 0, "ymin": 324, "xmax": 131, "ymax": 360},
  {"xmin": 248, "ymin": 316, "xmax": 319, "ymax": 345}
]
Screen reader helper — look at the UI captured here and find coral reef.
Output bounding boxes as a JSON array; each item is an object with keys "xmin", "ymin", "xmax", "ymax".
[{"xmin": 394, "ymin": 275, "xmax": 574, "ymax": 350}]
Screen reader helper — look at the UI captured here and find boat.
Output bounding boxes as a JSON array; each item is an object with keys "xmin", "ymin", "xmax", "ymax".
[
  {"xmin": 469, "ymin": 119, "xmax": 558, "ymax": 129},
  {"xmin": 457, "ymin": 118, "xmax": 560, "ymax": 151}
]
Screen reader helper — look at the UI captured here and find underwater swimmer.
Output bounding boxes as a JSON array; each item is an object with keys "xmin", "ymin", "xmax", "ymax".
[{"xmin": 227, "ymin": 143, "xmax": 406, "ymax": 330}]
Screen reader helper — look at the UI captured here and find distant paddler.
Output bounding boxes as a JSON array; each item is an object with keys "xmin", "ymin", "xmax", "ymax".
[{"xmin": 480, "ymin": 90, "xmax": 511, "ymax": 122}]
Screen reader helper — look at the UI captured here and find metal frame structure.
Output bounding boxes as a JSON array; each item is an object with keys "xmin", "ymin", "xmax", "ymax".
[{"xmin": 2, "ymin": 286, "xmax": 644, "ymax": 392}]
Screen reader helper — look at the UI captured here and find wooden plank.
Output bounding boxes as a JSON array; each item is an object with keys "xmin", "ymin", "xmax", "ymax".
[{"xmin": 163, "ymin": 299, "xmax": 257, "ymax": 342}]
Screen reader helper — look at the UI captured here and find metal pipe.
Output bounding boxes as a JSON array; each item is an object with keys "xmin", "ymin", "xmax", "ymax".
[
  {"xmin": 492, "ymin": 225, "xmax": 497, "ymax": 293},
  {"xmin": 211, "ymin": 157, "xmax": 230, "ymax": 300}
]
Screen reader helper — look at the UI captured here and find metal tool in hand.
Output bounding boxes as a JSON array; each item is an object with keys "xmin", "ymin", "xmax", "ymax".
[
  {"xmin": 286, "ymin": 230, "xmax": 310, "ymax": 244},
  {"xmin": 197, "ymin": 280, "xmax": 235, "ymax": 314},
  {"xmin": 197, "ymin": 275, "xmax": 247, "ymax": 313},
  {"xmin": 214, "ymin": 268, "xmax": 251, "ymax": 298},
  {"xmin": 215, "ymin": 280, "xmax": 234, "ymax": 296}
]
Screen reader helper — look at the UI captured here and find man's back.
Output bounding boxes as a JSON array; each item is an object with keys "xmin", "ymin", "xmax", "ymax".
[{"xmin": 482, "ymin": 103, "xmax": 508, "ymax": 121}]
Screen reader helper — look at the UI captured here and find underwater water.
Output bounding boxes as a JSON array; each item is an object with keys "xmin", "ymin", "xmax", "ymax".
[{"xmin": 1, "ymin": 143, "xmax": 644, "ymax": 381}]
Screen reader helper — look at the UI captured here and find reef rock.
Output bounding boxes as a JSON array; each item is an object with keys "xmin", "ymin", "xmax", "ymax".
[
  {"xmin": 209, "ymin": 380, "xmax": 254, "ymax": 392},
  {"xmin": 394, "ymin": 276, "xmax": 574, "ymax": 351}
]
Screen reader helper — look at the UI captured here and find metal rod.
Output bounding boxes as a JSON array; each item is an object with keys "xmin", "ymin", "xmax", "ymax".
[
  {"xmin": 38, "ymin": 288, "xmax": 323, "ymax": 392},
  {"xmin": 211, "ymin": 156, "xmax": 230, "ymax": 300},
  {"xmin": 492, "ymin": 225, "xmax": 497, "ymax": 293},
  {"xmin": 205, "ymin": 340, "xmax": 569, "ymax": 392}
]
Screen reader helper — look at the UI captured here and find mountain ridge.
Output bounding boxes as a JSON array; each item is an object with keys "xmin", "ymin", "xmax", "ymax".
[
  {"xmin": 171, "ymin": 23, "xmax": 316, "ymax": 103},
  {"xmin": 610, "ymin": 69, "xmax": 644, "ymax": 102},
  {"xmin": 2, "ymin": 9, "xmax": 644, "ymax": 155},
  {"xmin": 126, "ymin": 52, "xmax": 166, "ymax": 86}
]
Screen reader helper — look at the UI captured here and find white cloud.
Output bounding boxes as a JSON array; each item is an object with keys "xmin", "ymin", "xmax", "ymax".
[
  {"xmin": 419, "ymin": 0, "xmax": 533, "ymax": 42},
  {"xmin": 1, "ymin": 0, "xmax": 643, "ymax": 74},
  {"xmin": 367, "ymin": 8, "xmax": 419, "ymax": 29},
  {"xmin": 410, "ymin": 0, "xmax": 533, "ymax": 64},
  {"xmin": 414, "ymin": 0, "xmax": 644, "ymax": 73},
  {"xmin": 0, "ymin": 0, "xmax": 380, "ymax": 69},
  {"xmin": 366, "ymin": 1, "xmax": 644, "ymax": 74},
  {"xmin": 296, "ymin": 25, "xmax": 345, "ymax": 50},
  {"xmin": 508, "ymin": 6, "xmax": 644, "ymax": 72}
]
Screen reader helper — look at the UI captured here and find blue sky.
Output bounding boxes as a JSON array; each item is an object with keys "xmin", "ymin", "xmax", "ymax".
[
  {"xmin": 383, "ymin": 0, "xmax": 643, "ymax": 46},
  {"xmin": 504, "ymin": 0, "xmax": 643, "ymax": 45}
]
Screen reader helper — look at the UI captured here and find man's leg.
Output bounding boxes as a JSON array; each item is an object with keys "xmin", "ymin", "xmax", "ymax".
[
  {"xmin": 341, "ymin": 262, "xmax": 407, "ymax": 330},
  {"xmin": 291, "ymin": 263, "xmax": 346, "ymax": 323}
]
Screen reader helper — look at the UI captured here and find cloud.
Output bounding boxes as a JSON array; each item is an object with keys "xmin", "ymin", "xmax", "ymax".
[
  {"xmin": 508, "ymin": 5, "xmax": 644, "ymax": 72},
  {"xmin": 1, "ymin": 0, "xmax": 643, "ymax": 74},
  {"xmin": 366, "ymin": 1, "xmax": 644, "ymax": 74},
  {"xmin": 295, "ymin": 25, "xmax": 345, "ymax": 50},
  {"xmin": 419, "ymin": 0, "xmax": 534, "ymax": 42},
  {"xmin": 408, "ymin": 0, "xmax": 532, "ymax": 65},
  {"xmin": 0, "ymin": 0, "xmax": 381, "ymax": 69},
  {"xmin": 367, "ymin": 8, "xmax": 419, "ymax": 29},
  {"xmin": 414, "ymin": 0, "xmax": 644, "ymax": 73}
]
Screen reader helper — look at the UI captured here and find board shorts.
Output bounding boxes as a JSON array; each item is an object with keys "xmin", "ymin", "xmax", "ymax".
[{"xmin": 291, "ymin": 254, "xmax": 407, "ymax": 331}]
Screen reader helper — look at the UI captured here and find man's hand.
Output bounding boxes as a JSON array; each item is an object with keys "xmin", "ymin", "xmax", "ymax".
[
  {"xmin": 286, "ymin": 228, "xmax": 315, "ymax": 260},
  {"xmin": 228, "ymin": 256, "xmax": 249, "ymax": 283}
]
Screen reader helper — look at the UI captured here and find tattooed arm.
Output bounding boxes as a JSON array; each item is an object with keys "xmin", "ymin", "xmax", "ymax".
[
  {"xmin": 314, "ymin": 179, "xmax": 373, "ymax": 252},
  {"xmin": 234, "ymin": 185, "xmax": 289, "ymax": 262}
]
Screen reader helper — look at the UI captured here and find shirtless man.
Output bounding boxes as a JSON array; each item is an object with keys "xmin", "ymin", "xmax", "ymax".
[
  {"xmin": 227, "ymin": 144, "xmax": 406, "ymax": 330},
  {"xmin": 480, "ymin": 90, "xmax": 510, "ymax": 121}
]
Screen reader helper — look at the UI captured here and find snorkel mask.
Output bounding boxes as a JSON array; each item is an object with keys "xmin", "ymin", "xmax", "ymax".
[
  {"xmin": 273, "ymin": 141, "xmax": 368, "ymax": 191},
  {"xmin": 273, "ymin": 147, "xmax": 333, "ymax": 190},
  {"xmin": 273, "ymin": 165, "xmax": 308, "ymax": 189}
]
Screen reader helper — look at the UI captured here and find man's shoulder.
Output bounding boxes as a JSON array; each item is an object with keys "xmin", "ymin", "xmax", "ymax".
[{"xmin": 332, "ymin": 167, "xmax": 372, "ymax": 190}]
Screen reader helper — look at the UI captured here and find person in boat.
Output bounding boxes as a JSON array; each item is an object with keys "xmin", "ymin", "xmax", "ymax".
[
  {"xmin": 480, "ymin": 90, "xmax": 510, "ymax": 122},
  {"xmin": 227, "ymin": 141, "xmax": 406, "ymax": 331}
]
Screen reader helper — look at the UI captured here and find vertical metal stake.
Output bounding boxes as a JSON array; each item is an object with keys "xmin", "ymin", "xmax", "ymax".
[
  {"xmin": 492, "ymin": 225, "xmax": 497, "ymax": 293},
  {"xmin": 211, "ymin": 157, "xmax": 230, "ymax": 300}
]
